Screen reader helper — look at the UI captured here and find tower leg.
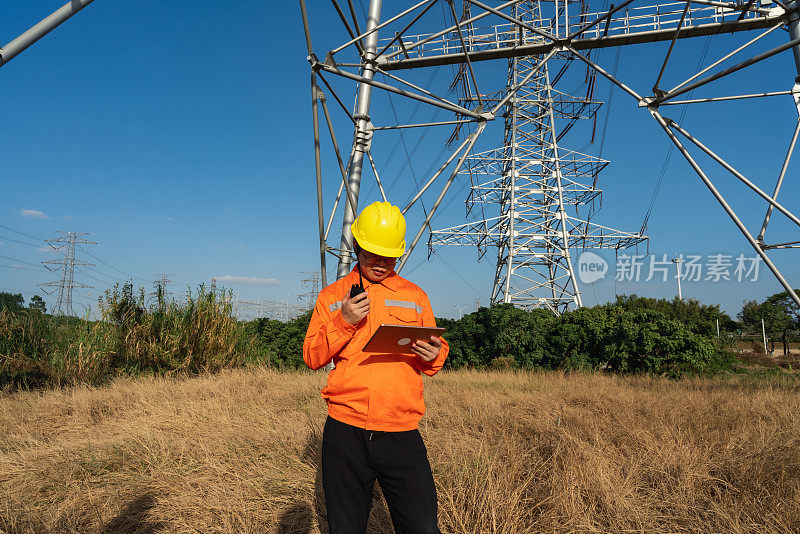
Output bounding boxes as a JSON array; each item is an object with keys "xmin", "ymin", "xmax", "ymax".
[{"xmin": 336, "ymin": 0, "xmax": 384, "ymax": 280}]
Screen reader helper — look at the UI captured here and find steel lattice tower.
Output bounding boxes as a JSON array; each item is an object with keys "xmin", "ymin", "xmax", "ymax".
[
  {"xmin": 298, "ymin": 0, "xmax": 800, "ymax": 311},
  {"xmin": 40, "ymin": 232, "xmax": 95, "ymax": 316},
  {"xmin": 429, "ymin": 0, "xmax": 645, "ymax": 313},
  {"xmin": 298, "ymin": 271, "xmax": 321, "ymax": 311},
  {"xmin": 153, "ymin": 273, "xmax": 173, "ymax": 304}
]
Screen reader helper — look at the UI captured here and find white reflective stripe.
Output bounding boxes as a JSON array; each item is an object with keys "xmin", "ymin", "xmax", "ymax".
[
  {"xmin": 385, "ymin": 299, "xmax": 423, "ymax": 313},
  {"xmin": 329, "ymin": 301, "xmax": 342, "ymax": 312}
]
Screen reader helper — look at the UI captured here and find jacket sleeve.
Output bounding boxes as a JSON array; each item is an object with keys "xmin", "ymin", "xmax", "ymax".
[
  {"xmin": 415, "ymin": 291, "xmax": 449, "ymax": 377},
  {"xmin": 303, "ymin": 292, "xmax": 358, "ymax": 370}
]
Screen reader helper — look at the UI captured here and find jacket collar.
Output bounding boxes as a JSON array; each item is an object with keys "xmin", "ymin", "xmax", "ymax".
[{"xmin": 349, "ymin": 264, "xmax": 401, "ymax": 291}]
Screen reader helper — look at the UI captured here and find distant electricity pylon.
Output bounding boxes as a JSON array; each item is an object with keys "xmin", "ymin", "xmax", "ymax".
[
  {"xmin": 40, "ymin": 231, "xmax": 96, "ymax": 316},
  {"xmin": 298, "ymin": 271, "xmax": 321, "ymax": 310},
  {"xmin": 153, "ymin": 273, "xmax": 173, "ymax": 303}
]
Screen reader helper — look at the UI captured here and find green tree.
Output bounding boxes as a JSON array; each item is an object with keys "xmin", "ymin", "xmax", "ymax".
[
  {"xmin": 245, "ymin": 310, "xmax": 312, "ymax": 368},
  {"xmin": 600, "ymin": 309, "xmax": 719, "ymax": 375},
  {"xmin": 614, "ymin": 294, "xmax": 735, "ymax": 335},
  {"xmin": 766, "ymin": 291, "xmax": 800, "ymax": 325},
  {"xmin": 0, "ymin": 292, "xmax": 24, "ymax": 311},
  {"xmin": 440, "ymin": 304, "xmax": 552, "ymax": 369},
  {"xmin": 27, "ymin": 294, "xmax": 47, "ymax": 314},
  {"xmin": 739, "ymin": 299, "xmax": 792, "ymax": 354},
  {"xmin": 761, "ymin": 290, "xmax": 799, "ymax": 355}
]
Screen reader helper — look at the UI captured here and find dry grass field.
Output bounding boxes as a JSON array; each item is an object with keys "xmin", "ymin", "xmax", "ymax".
[{"xmin": 1, "ymin": 368, "xmax": 798, "ymax": 533}]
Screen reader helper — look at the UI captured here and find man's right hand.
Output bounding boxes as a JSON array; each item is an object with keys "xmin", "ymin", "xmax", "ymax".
[{"xmin": 341, "ymin": 290, "xmax": 370, "ymax": 325}]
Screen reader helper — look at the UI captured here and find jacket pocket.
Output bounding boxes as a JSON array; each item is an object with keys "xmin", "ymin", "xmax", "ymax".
[{"xmin": 386, "ymin": 306, "xmax": 420, "ymax": 325}]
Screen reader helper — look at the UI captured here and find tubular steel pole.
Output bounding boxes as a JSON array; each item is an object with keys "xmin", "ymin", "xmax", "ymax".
[
  {"xmin": 758, "ymin": 8, "xmax": 800, "ymax": 243},
  {"xmin": 299, "ymin": 0, "xmax": 315, "ymax": 57},
  {"xmin": 336, "ymin": 0, "xmax": 383, "ymax": 279},
  {"xmin": 365, "ymin": 150, "xmax": 388, "ymax": 202},
  {"xmin": 652, "ymin": 109, "xmax": 800, "ymax": 309},
  {"xmin": 0, "ymin": 0, "xmax": 96, "ymax": 68},
  {"xmin": 332, "ymin": 0, "xmax": 431, "ymax": 56},
  {"xmin": 402, "ymin": 134, "xmax": 475, "ymax": 214},
  {"xmin": 311, "ymin": 75, "xmax": 328, "ymax": 288},
  {"xmin": 652, "ymin": 0, "xmax": 691, "ymax": 94},
  {"xmin": 787, "ymin": 0, "xmax": 800, "ymax": 72},
  {"xmin": 319, "ymin": 92, "xmax": 360, "ymax": 215},
  {"xmin": 673, "ymin": 257, "xmax": 683, "ymax": 300},
  {"xmin": 759, "ymin": 117, "xmax": 800, "ymax": 242},
  {"xmin": 504, "ymin": 59, "xmax": 518, "ymax": 303},
  {"xmin": 656, "ymin": 35, "xmax": 800, "ymax": 104},
  {"xmin": 667, "ymin": 119, "xmax": 800, "ymax": 229},
  {"xmin": 317, "ymin": 63, "xmax": 484, "ymax": 119}
]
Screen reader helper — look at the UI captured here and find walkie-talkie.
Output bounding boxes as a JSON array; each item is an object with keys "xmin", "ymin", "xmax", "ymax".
[{"xmin": 350, "ymin": 264, "xmax": 366, "ymax": 298}]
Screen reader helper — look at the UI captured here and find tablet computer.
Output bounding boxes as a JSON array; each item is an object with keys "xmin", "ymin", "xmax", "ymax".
[{"xmin": 363, "ymin": 324, "xmax": 445, "ymax": 354}]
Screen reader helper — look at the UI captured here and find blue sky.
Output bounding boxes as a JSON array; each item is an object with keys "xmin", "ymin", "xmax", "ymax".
[{"xmin": 1, "ymin": 0, "xmax": 798, "ymax": 319}]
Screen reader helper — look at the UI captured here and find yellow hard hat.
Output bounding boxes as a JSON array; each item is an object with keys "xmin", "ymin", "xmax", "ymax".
[{"xmin": 351, "ymin": 201, "xmax": 406, "ymax": 258}]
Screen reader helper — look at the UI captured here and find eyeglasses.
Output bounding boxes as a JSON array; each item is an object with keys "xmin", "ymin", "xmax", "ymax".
[{"xmin": 358, "ymin": 248, "xmax": 396, "ymax": 266}]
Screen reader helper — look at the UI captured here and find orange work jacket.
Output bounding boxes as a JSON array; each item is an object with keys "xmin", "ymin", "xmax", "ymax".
[{"xmin": 303, "ymin": 266, "xmax": 448, "ymax": 431}]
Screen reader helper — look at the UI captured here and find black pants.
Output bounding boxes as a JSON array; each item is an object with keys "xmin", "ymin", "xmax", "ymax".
[{"xmin": 321, "ymin": 416, "xmax": 441, "ymax": 534}]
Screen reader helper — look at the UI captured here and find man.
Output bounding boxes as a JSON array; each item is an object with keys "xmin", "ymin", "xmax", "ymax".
[{"xmin": 303, "ymin": 201, "xmax": 448, "ymax": 534}]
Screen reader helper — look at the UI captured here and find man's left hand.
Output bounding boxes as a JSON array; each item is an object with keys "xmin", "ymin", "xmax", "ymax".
[{"xmin": 411, "ymin": 335, "xmax": 442, "ymax": 363}]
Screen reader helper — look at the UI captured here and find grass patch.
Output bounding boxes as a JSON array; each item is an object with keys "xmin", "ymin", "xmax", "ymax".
[{"xmin": 1, "ymin": 369, "xmax": 798, "ymax": 533}]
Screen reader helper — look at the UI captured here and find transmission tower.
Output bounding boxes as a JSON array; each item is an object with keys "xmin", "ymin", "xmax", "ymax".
[
  {"xmin": 40, "ymin": 231, "xmax": 96, "ymax": 316},
  {"xmin": 153, "ymin": 273, "xmax": 173, "ymax": 304},
  {"xmin": 298, "ymin": 271, "xmax": 321, "ymax": 310},
  {"xmin": 430, "ymin": 1, "xmax": 645, "ymax": 313},
  {"xmin": 301, "ymin": 0, "xmax": 800, "ymax": 311}
]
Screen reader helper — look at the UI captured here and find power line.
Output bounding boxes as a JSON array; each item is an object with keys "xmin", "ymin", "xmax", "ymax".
[
  {"xmin": 79, "ymin": 267, "xmax": 126, "ymax": 285},
  {"xmin": 85, "ymin": 265, "xmax": 130, "ymax": 283},
  {"xmin": 0, "ymin": 232, "xmax": 46, "ymax": 248},
  {"xmin": 597, "ymin": 47, "xmax": 622, "ymax": 160},
  {"xmin": 368, "ymin": 67, "xmax": 443, "ymax": 202},
  {"xmin": 429, "ymin": 248, "xmax": 484, "ymax": 298},
  {"xmin": 641, "ymin": 36, "xmax": 712, "ymax": 233},
  {"xmin": 0, "ymin": 253, "xmax": 44, "ymax": 268},
  {"xmin": 0, "ymin": 223, "xmax": 47, "ymax": 243},
  {"xmin": 0, "ymin": 262, "xmax": 47, "ymax": 273},
  {"xmin": 79, "ymin": 272, "xmax": 114, "ymax": 288},
  {"xmin": 76, "ymin": 245, "xmax": 149, "ymax": 282},
  {"xmin": 0, "ymin": 286, "xmax": 39, "ymax": 296}
]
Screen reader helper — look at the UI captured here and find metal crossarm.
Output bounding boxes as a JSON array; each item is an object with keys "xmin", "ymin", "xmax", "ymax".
[{"xmin": 375, "ymin": 1, "xmax": 784, "ymax": 70}]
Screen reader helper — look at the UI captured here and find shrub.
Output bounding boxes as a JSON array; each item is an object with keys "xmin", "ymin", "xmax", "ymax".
[
  {"xmin": 0, "ymin": 286, "xmax": 737, "ymax": 390},
  {"xmin": 0, "ymin": 308, "xmax": 52, "ymax": 388},
  {"xmin": 98, "ymin": 283, "xmax": 246, "ymax": 375},
  {"xmin": 243, "ymin": 311, "xmax": 312, "ymax": 369}
]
